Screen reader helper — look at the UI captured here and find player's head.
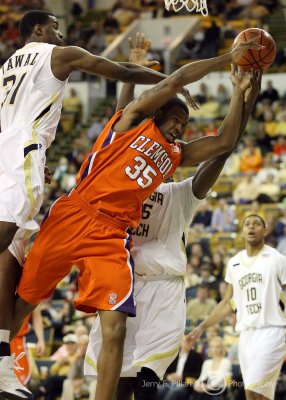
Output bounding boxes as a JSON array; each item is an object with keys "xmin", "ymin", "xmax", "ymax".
[
  {"xmin": 241, "ymin": 214, "xmax": 267, "ymax": 245},
  {"xmin": 154, "ymin": 97, "xmax": 189, "ymax": 143},
  {"xmin": 19, "ymin": 10, "xmax": 64, "ymax": 46}
]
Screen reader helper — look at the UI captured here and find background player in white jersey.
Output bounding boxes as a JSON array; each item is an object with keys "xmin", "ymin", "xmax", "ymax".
[
  {"xmin": 83, "ymin": 35, "xmax": 262, "ymax": 400},
  {"xmin": 0, "ymin": 9, "xmax": 188, "ymax": 400},
  {"xmin": 188, "ymin": 214, "xmax": 286, "ymax": 400}
]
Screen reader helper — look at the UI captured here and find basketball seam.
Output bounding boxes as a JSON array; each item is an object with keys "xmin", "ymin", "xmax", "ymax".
[
  {"xmin": 260, "ymin": 43, "xmax": 276, "ymax": 63},
  {"xmin": 243, "ymin": 30, "xmax": 260, "ymax": 69}
]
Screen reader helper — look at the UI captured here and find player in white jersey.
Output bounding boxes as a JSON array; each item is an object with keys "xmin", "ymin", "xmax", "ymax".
[
  {"xmin": 0, "ymin": 10, "xmax": 185, "ymax": 400},
  {"xmin": 83, "ymin": 36, "xmax": 262, "ymax": 400},
  {"xmin": 188, "ymin": 214, "xmax": 286, "ymax": 400}
]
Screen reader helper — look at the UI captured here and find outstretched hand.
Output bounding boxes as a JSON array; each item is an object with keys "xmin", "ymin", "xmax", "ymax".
[
  {"xmin": 129, "ymin": 32, "xmax": 198, "ymax": 111},
  {"xmin": 230, "ymin": 64, "xmax": 252, "ymax": 92},
  {"xmin": 128, "ymin": 32, "xmax": 158, "ymax": 68},
  {"xmin": 231, "ymin": 37, "xmax": 264, "ymax": 65}
]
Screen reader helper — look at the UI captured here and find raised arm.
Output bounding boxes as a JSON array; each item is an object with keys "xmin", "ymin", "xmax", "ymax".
[
  {"xmin": 116, "ymin": 33, "xmax": 198, "ymax": 112},
  {"xmin": 51, "ymin": 44, "xmax": 167, "ymax": 83},
  {"xmin": 113, "ymin": 38, "xmax": 262, "ymax": 133},
  {"xmin": 191, "ymin": 68, "xmax": 262, "ymax": 199},
  {"xmin": 115, "ymin": 34, "xmax": 151, "ymax": 112}
]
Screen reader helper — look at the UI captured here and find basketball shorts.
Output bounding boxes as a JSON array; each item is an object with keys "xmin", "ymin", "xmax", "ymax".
[
  {"xmin": 0, "ymin": 125, "xmax": 46, "ymax": 240},
  {"xmin": 84, "ymin": 275, "xmax": 185, "ymax": 379},
  {"xmin": 17, "ymin": 189, "xmax": 135, "ymax": 315},
  {"xmin": 239, "ymin": 326, "xmax": 286, "ymax": 399},
  {"xmin": 10, "ymin": 336, "xmax": 30, "ymax": 385}
]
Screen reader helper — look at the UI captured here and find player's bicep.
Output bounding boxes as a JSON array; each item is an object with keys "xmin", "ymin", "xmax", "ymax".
[{"xmin": 180, "ymin": 136, "xmax": 229, "ymax": 167}]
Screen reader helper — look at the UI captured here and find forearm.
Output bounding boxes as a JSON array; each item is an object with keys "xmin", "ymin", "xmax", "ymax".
[
  {"xmin": 116, "ymin": 83, "xmax": 135, "ymax": 112},
  {"xmin": 181, "ymin": 89, "xmax": 244, "ymax": 166},
  {"xmin": 119, "ymin": 62, "xmax": 167, "ymax": 84},
  {"xmin": 216, "ymin": 88, "xmax": 244, "ymax": 149},
  {"xmin": 234, "ymin": 99, "xmax": 255, "ymax": 147},
  {"xmin": 200, "ymin": 300, "xmax": 233, "ymax": 331},
  {"xmin": 174, "ymin": 53, "xmax": 232, "ymax": 87}
]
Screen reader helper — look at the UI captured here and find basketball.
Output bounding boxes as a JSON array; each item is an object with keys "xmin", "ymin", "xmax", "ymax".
[{"xmin": 233, "ymin": 28, "xmax": 276, "ymax": 72}]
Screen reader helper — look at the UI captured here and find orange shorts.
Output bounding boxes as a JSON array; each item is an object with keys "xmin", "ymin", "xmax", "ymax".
[
  {"xmin": 17, "ymin": 190, "xmax": 135, "ymax": 316},
  {"xmin": 10, "ymin": 336, "xmax": 30, "ymax": 385}
]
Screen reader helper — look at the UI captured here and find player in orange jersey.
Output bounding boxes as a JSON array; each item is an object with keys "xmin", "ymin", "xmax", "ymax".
[
  {"xmin": 11, "ymin": 308, "xmax": 45, "ymax": 386},
  {"xmin": 11, "ymin": 35, "xmax": 261, "ymax": 400}
]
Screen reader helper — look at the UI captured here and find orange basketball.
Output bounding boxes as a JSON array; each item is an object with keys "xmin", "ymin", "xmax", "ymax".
[{"xmin": 233, "ymin": 28, "xmax": 276, "ymax": 72}]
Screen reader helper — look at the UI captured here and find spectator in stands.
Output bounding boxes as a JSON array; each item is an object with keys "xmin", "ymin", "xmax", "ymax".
[
  {"xmin": 275, "ymin": 111, "xmax": 286, "ymax": 137},
  {"xmin": 200, "ymin": 325, "xmax": 221, "ymax": 360},
  {"xmin": 216, "ymin": 281, "xmax": 228, "ymax": 303},
  {"xmin": 86, "ymin": 22, "xmax": 106, "ymax": 55},
  {"xmin": 200, "ymin": 21, "xmax": 221, "ymax": 58},
  {"xmin": 275, "ymin": 207, "xmax": 286, "ymax": 238},
  {"xmin": 186, "ymin": 284, "xmax": 217, "ymax": 322},
  {"xmin": 273, "ymin": 136, "xmax": 286, "ymax": 162},
  {"xmin": 200, "ymin": 263, "xmax": 218, "ymax": 300},
  {"xmin": 87, "ymin": 116, "xmax": 105, "ymax": 142},
  {"xmin": 239, "ymin": 138, "xmax": 263, "ymax": 173},
  {"xmin": 216, "ymin": 83, "xmax": 230, "ymax": 112},
  {"xmin": 185, "ymin": 262, "xmax": 202, "ymax": 290},
  {"xmin": 242, "ymin": 200, "xmax": 266, "ymax": 221},
  {"xmin": 233, "ymin": 174, "xmax": 259, "ymax": 203},
  {"xmin": 62, "ymin": 88, "xmax": 82, "ymax": 125},
  {"xmin": 61, "ymin": 334, "xmax": 93, "ymax": 400},
  {"xmin": 209, "ymin": 199, "xmax": 236, "ymax": 233},
  {"xmin": 195, "ymin": 83, "xmax": 208, "ymax": 105},
  {"xmin": 193, "ymin": 336, "xmax": 231, "ymax": 400},
  {"xmin": 260, "ymin": 80, "xmax": 279, "ymax": 104},
  {"xmin": 256, "ymin": 173, "xmax": 280, "ymax": 203},
  {"xmin": 157, "ymin": 336, "xmax": 204, "ymax": 400},
  {"xmin": 222, "ymin": 150, "xmax": 241, "ymax": 176},
  {"xmin": 34, "ymin": 334, "xmax": 78, "ymax": 399},
  {"xmin": 255, "ymin": 154, "xmax": 279, "ymax": 184},
  {"xmin": 193, "ymin": 96, "xmax": 221, "ymax": 122},
  {"xmin": 192, "ymin": 200, "xmax": 213, "ymax": 231},
  {"xmin": 211, "ymin": 251, "xmax": 225, "ymax": 281},
  {"xmin": 103, "ymin": 12, "xmax": 120, "ymax": 35}
]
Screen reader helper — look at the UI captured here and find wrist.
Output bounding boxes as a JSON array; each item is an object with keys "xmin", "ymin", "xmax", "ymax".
[{"xmin": 233, "ymin": 87, "xmax": 245, "ymax": 97}]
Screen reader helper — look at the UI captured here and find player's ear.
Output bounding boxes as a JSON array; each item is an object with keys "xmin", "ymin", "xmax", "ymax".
[{"xmin": 34, "ymin": 24, "xmax": 43, "ymax": 37}]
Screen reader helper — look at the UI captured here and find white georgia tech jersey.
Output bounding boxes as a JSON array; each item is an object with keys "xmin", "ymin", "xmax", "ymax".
[
  {"xmin": 225, "ymin": 245, "xmax": 286, "ymax": 332},
  {"xmin": 0, "ymin": 42, "xmax": 67, "ymax": 149},
  {"xmin": 131, "ymin": 177, "xmax": 202, "ymax": 276}
]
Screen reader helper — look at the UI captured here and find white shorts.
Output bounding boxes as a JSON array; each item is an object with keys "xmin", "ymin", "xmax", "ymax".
[
  {"xmin": 84, "ymin": 276, "xmax": 186, "ymax": 380},
  {"xmin": 0, "ymin": 125, "xmax": 46, "ymax": 240},
  {"xmin": 8, "ymin": 240, "xmax": 27, "ymax": 266},
  {"xmin": 239, "ymin": 326, "xmax": 286, "ymax": 399}
]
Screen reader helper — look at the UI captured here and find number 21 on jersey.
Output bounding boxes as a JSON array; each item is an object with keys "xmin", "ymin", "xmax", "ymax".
[{"xmin": 125, "ymin": 156, "xmax": 157, "ymax": 188}]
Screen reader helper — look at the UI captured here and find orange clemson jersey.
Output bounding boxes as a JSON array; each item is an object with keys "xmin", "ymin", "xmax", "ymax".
[{"xmin": 76, "ymin": 111, "xmax": 182, "ymax": 228}]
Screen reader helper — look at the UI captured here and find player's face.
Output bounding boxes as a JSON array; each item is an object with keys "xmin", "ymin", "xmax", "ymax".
[
  {"xmin": 41, "ymin": 16, "xmax": 64, "ymax": 46},
  {"xmin": 158, "ymin": 106, "xmax": 188, "ymax": 143},
  {"xmin": 242, "ymin": 216, "xmax": 266, "ymax": 244}
]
